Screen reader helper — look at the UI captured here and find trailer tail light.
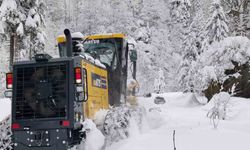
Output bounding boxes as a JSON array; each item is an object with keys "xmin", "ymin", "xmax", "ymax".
[
  {"xmin": 75, "ymin": 67, "xmax": 82, "ymax": 84},
  {"xmin": 61, "ymin": 120, "xmax": 70, "ymax": 127},
  {"xmin": 11, "ymin": 123, "xmax": 21, "ymax": 129},
  {"xmin": 6, "ymin": 73, "xmax": 13, "ymax": 89}
]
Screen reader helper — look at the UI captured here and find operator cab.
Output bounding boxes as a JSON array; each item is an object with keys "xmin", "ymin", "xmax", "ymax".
[
  {"xmin": 57, "ymin": 33, "xmax": 124, "ymax": 70},
  {"xmin": 57, "ymin": 33, "xmax": 129, "ymax": 106}
]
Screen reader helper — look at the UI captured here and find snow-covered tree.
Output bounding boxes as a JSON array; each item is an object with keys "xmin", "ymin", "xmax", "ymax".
[
  {"xmin": 170, "ymin": 0, "xmax": 191, "ymax": 27},
  {"xmin": 177, "ymin": 25, "xmax": 199, "ymax": 92},
  {"xmin": 221, "ymin": 0, "xmax": 250, "ymax": 36},
  {"xmin": 192, "ymin": 36, "xmax": 250, "ymax": 99},
  {"xmin": 154, "ymin": 68, "xmax": 166, "ymax": 93},
  {"xmin": 17, "ymin": 0, "xmax": 46, "ymax": 60},
  {"xmin": 202, "ymin": 0, "xmax": 229, "ymax": 51},
  {"xmin": 0, "ymin": 0, "xmax": 18, "ymax": 67},
  {"xmin": 174, "ymin": 0, "xmax": 208, "ymax": 92},
  {"xmin": 169, "ymin": 0, "xmax": 192, "ymax": 54},
  {"xmin": 19, "ymin": 0, "xmax": 218, "ymax": 94},
  {"xmin": 0, "ymin": 116, "xmax": 12, "ymax": 149},
  {"xmin": 0, "ymin": 0, "xmax": 45, "ymax": 97},
  {"xmin": 0, "ymin": 0, "xmax": 46, "ymax": 62}
]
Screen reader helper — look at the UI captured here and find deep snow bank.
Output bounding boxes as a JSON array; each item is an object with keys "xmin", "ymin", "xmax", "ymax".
[
  {"xmin": 107, "ymin": 92, "xmax": 250, "ymax": 150},
  {"xmin": 0, "ymin": 98, "xmax": 11, "ymax": 121}
]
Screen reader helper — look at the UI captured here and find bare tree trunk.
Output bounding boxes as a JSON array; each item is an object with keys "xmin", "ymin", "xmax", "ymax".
[{"xmin": 9, "ymin": 33, "xmax": 16, "ymax": 71}]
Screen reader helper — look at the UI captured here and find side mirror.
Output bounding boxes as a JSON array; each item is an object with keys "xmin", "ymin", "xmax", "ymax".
[
  {"xmin": 4, "ymin": 90, "xmax": 12, "ymax": 98},
  {"xmin": 128, "ymin": 43, "xmax": 137, "ymax": 62},
  {"xmin": 130, "ymin": 50, "xmax": 137, "ymax": 62}
]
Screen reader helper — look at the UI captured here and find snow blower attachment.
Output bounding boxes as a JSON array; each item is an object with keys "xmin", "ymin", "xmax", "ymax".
[{"xmin": 4, "ymin": 29, "xmax": 139, "ymax": 149}]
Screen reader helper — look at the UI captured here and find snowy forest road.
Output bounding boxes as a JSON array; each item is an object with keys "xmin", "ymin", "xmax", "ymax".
[
  {"xmin": 1, "ymin": 93, "xmax": 250, "ymax": 150},
  {"xmin": 106, "ymin": 93, "xmax": 250, "ymax": 150}
]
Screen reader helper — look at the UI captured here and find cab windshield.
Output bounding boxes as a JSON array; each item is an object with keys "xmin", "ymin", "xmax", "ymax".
[
  {"xmin": 83, "ymin": 42, "xmax": 115, "ymax": 66},
  {"xmin": 82, "ymin": 39, "xmax": 119, "ymax": 69},
  {"xmin": 58, "ymin": 38, "xmax": 122, "ymax": 70}
]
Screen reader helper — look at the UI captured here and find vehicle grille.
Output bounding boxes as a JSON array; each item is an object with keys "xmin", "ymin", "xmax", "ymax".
[{"xmin": 14, "ymin": 63, "xmax": 68, "ymax": 120}]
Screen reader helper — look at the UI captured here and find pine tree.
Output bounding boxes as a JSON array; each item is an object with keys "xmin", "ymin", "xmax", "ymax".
[
  {"xmin": 170, "ymin": 0, "xmax": 191, "ymax": 27},
  {"xmin": 0, "ymin": 0, "xmax": 19, "ymax": 68},
  {"xmin": 154, "ymin": 68, "xmax": 166, "ymax": 93},
  {"xmin": 178, "ymin": 26, "xmax": 199, "ymax": 92},
  {"xmin": 0, "ymin": 0, "xmax": 46, "ymax": 62},
  {"xmin": 169, "ymin": 0, "xmax": 192, "ymax": 54},
  {"xmin": 202, "ymin": 0, "xmax": 229, "ymax": 51},
  {"xmin": 17, "ymin": 0, "xmax": 46, "ymax": 60},
  {"xmin": 222, "ymin": 0, "xmax": 250, "ymax": 36}
]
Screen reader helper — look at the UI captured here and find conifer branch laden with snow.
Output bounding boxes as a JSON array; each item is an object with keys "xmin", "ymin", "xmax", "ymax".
[
  {"xmin": 202, "ymin": 0, "xmax": 229, "ymax": 51},
  {"xmin": 169, "ymin": 0, "xmax": 192, "ymax": 54},
  {"xmin": 170, "ymin": 0, "xmax": 191, "ymax": 27},
  {"xmin": 0, "ymin": 0, "xmax": 46, "ymax": 61},
  {"xmin": 222, "ymin": 0, "xmax": 250, "ymax": 36},
  {"xmin": 177, "ymin": 23, "xmax": 201, "ymax": 92},
  {"xmin": 191, "ymin": 36, "xmax": 250, "ymax": 100}
]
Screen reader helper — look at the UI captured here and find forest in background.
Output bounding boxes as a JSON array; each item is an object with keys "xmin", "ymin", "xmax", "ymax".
[{"xmin": 0, "ymin": 0, "xmax": 250, "ymax": 99}]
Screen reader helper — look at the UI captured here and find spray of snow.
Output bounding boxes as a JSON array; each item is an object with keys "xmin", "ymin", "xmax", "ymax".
[
  {"xmin": 147, "ymin": 107, "xmax": 165, "ymax": 129},
  {"xmin": 93, "ymin": 109, "xmax": 108, "ymax": 127},
  {"xmin": 83, "ymin": 119, "xmax": 105, "ymax": 150},
  {"xmin": 127, "ymin": 117, "xmax": 140, "ymax": 137}
]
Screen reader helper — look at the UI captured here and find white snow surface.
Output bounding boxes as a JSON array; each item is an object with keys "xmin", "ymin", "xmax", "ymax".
[
  {"xmin": 1, "ymin": 92, "xmax": 250, "ymax": 150},
  {"xmin": 106, "ymin": 92, "xmax": 250, "ymax": 150},
  {"xmin": 83, "ymin": 119, "xmax": 105, "ymax": 150},
  {"xmin": 0, "ymin": 98, "xmax": 11, "ymax": 121}
]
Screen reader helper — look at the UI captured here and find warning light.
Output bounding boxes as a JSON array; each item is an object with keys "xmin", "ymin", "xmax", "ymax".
[
  {"xmin": 6, "ymin": 73, "xmax": 13, "ymax": 89},
  {"xmin": 75, "ymin": 68, "xmax": 82, "ymax": 84}
]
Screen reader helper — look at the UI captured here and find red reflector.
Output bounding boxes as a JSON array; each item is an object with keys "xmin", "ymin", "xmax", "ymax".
[
  {"xmin": 62, "ymin": 120, "xmax": 70, "ymax": 127},
  {"xmin": 74, "ymin": 68, "xmax": 82, "ymax": 84},
  {"xmin": 6, "ymin": 73, "xmax": 13, "ymax": 89},
  {"xmin": 11, "ymin": 123, "xmax": 21, "ymax": 129}
]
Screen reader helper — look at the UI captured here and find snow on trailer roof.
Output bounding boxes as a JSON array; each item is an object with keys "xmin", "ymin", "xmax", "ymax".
[{"xmin": 57, "ymin": 33, "xmax": 125, "ymax": 43}]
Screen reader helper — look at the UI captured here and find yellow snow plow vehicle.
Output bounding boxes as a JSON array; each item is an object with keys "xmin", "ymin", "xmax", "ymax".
[{"xmin": 5, "ymin": 29, "xmax": 138, "ymax": 150}]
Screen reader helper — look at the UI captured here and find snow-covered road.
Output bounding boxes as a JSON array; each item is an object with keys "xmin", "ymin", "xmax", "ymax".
[
  {"xmin": 106, "ymin": 92, "xmax": 250, "ymax": 150},
  {"xmin": 1, "ymin": 93, "xmax": 250, "ymax": 150}
]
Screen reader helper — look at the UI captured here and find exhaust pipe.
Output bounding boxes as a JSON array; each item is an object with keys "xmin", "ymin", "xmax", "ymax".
[{"xmin": 64, "ymin": 29, "xmax": 73, "ymax": 57}]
